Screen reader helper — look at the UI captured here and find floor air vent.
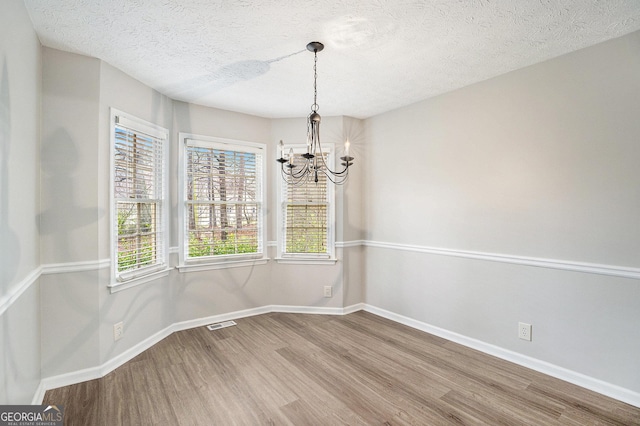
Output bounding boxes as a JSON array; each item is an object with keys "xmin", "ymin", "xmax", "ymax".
[{"xmin": 206, "ymin": 320, "xmax": 237, "ymax": 331}]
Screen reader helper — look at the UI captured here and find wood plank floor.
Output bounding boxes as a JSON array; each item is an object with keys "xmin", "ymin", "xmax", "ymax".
[{"xmin": 44, "ymin": 311, "xmax": 640, "ymax": 425}]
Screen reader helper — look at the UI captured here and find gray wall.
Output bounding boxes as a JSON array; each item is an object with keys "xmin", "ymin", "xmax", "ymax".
[
  {"xmin": 363, "ymin": 31, "xmax": 640, "ymax": 393},
  {"xmin": 0, "ymin": 0, "xmax": 42, "ymax": 404}
]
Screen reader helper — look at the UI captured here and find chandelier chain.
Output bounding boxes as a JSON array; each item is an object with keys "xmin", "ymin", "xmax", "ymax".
[{"xmin": 312, "ymin": 50, "xmax": 318, "ymax": 112}]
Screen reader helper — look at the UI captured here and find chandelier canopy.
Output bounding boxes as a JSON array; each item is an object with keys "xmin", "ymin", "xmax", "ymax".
[{"xmin": 277, "ymin": 41, "xmax": 354, "ymax": 185}]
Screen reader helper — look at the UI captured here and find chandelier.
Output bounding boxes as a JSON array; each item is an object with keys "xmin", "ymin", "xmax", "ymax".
[{"xmin": 277, "ymin": 41, "xmax": 354, "ymax": 185}]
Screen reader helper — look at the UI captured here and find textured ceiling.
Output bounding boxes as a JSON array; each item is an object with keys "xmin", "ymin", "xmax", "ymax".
[{"xmin": 24, "ymin": 0, "xmax": 640, "ymax": 119}]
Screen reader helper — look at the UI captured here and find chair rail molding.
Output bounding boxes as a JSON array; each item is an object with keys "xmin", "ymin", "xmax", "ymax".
[{"xmin": 363, "ymin": 240, "xmax": 640, "ymax": 280}]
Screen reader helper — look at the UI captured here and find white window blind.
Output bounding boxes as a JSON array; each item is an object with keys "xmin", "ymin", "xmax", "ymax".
[
  {"xmin": 185, "ymin": 140, "xmax": 263, "ymax": 259},
  {"xmin": 113, "ymin": 114, "xmax": 166, "ymax": 280},
  {"xmin": 281, "ymin": 152, "xmax": 330, "ymax": 256}
]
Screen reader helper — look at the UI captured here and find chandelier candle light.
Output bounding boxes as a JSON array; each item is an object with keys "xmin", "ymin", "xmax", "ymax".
[{"xmin": 277, "ymin": 41, "xmax": 354, "ymax": 185}]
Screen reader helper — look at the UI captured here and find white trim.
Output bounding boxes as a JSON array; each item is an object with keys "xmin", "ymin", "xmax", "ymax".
[
  {"xmin": 271, "ymin": 240, "xmax": 361, "ymax": 249},
  {"xmin": 171, "ymin": 305, "xmax": 364, "ymax": 330},
  {"xmin": 343, "ymin": 302, "xmax": 366, "ymax": 314},
  {"xmin": 331, "ymin": 239, "xmax": 640, "ymax": 279},
  {"xmin": 31, "ymin": 241, "xmax": 637, "ymax": 286},
  {"xmin": 336, "ymin": 240, "xmax": 365, "ymax": 248},
  {"xmin": 39, "ymin": 366, "xmax": 103, "ymax": 396},
  {"xmin": 173, "ymin": 306, "xmax": 273, "ymax": 331},
  {"xmin": 361, "ymin": 304, "xmax": 640, "ymax": 408},
  {"xmin": 270, "ymin": 304, "xmax": 353, "ymax": 315},
  {"xmin": 32, "ymin": 303, "xmax": 363, "ymax": 403},
  {"xmin": 182, "ymin": 133, "xmax": 266, "ymax": 151},
  {"xmin": 177, "ymin": 258, "xmax": 269, "ymax": 272},
  {"xmin": 364, "ymin": 240, "xmax": 640, "ymax": 280},
  {"xmin": 31, "ymin": 382, "xmax": 47, "ymax": 405},
  {"xmin": 274, "ymin": 258, "xmax": 337, "ymax": 265},
  {"xmin": 115, "ymin": 114, "xmax": 167, "ymax": 140},
  {"xmin": 107, "ymin": 267, "xmax": 172, "ymax": 293},
  {"xmin": 39, "ymin": 325, "xmax": 175, "ymax": 393},
  {"xmin": 116, "ymin": 263, "xmax": 169, "ymax": 282},
  {"xmin": 41, "ymin": 259, "xmax": 111, "ymax": 275},
  {"xmin": 0, "ymin": 267, "xmax": 41, "ymax": 316},
  {"xmin": 31, "ymin": 302, "xmax": 639, "ymax": 408}
]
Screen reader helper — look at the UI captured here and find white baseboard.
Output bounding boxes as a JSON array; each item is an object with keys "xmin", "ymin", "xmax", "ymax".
[
  {"xmin": 31, "ymin": 382, "xmax": 47, "ymax": 405},
  {"xmin": 38, "ymin": 326, "xmax": 175, "ymax": 396},
  {"xmin": 362, "ymin": 304, "xmax": 640, "ymax": 408},
  {"xmin": 33, "ymin": 302, "xmax": 639, "ymax": 409},
  {"xmin": 343, "ymin": 302, "xmax": 366, "ymax": 314},
  {"xmin": 270, "ymin": 303, "xmax": 364, "ymax": 316},
  {"xmin": 173, "ymin": 306, "xmax": 272, "ymax": 332},
  {"xmin": 33, "ymin": 303, "xmax": 365, "ymax": 403}
]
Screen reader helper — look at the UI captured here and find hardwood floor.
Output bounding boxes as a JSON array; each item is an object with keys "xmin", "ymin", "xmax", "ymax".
[{"xmin": 44, "ymin": 311, "xmax": 640, "ymax": 425}]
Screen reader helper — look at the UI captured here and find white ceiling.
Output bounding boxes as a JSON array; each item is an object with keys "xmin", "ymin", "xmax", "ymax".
[{"xmin": 24, "ymin": 0, "xmax": 640, "ymax": 119}]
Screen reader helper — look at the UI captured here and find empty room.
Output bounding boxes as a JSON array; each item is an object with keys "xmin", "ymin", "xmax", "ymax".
[{"xmin": 1, "ymin": 0, "xmax": 640, "ymax": 424}]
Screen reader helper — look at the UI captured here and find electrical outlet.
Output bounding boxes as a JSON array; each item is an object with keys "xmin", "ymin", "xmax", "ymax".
[
  {"xmin": 518, "ymin": 322, "xmax": 532, "ymax": 341},
  {"xmin": 114, "ymin": 322, "xmax": 124, "ymax": 341},
  {"xmin": 324, "ymin": 286, "xmax": 332, "ymax": 298}
]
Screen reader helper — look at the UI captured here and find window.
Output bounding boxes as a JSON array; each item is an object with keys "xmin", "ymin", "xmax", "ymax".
[
  {"xmin": 110, "ymin": 110, "xmax": 168, "ymax": 288},
  {"xmin": 178, "ymin": 134, "xmax": 266, "ymax": 270},
  {"xmin": 277, "ymin": 144, "xmax": 335, "ymax": 263}
]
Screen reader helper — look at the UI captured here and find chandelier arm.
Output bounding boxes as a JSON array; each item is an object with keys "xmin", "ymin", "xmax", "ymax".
[
  {"xmin": 281, "ymin": 165, "xmax": 303, "ymax": 186},
  {"xmin": 281, "ymin": 156, "xmax": 319, "ymax": 186},
  {"xmin": 319, "ymin": 162, "xmax": 350, "ymax": 176},
  {"xmin": 285, "ymin": 165, "xmax": 308, "ymax": 180},
  {"xmin": 312, "ymin": 124, "xmax": 352, "ymax": 177},
  {"xmin": 291, "ymin": 158, "xmax": 313, "ymax": 178},
  {"xmin": 282, "ymin": 165, "xmax": 315, "ymax": 187},
  {"xmin": 318, "ymin": 166, "xmax": 349, "ymax": 185}
]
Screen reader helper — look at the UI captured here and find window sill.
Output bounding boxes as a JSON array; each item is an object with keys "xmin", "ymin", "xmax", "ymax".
[
  {"xmin": 275, "ymin": 257, "xmax": 337, "ymax": 265},
  {"xmin": 177, "ymin": 258, "xmax": 269, "ymax": 273},
  {"xmin": 108, "ymin": 267, "xmax": 173, "ymax": 293}
]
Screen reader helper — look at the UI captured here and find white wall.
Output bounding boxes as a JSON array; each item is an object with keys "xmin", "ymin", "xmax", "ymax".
[
  {"xmin": 341, "ymin": 116, "xmax": 365, "ymax": 307},
  {"xmin": 0, "ymin": 0, "xmax": 42, "ymax": 404},
  {"xmin": 36, "ymin": 51, "xmax": 366, "ymax": 381},
  {"xmin": 364, "ymin": 31, "xmax": 640, "ymax": 394},
  {"xmin": 40, "ymin": 48, "xmax": 102, "ymax": 378}
]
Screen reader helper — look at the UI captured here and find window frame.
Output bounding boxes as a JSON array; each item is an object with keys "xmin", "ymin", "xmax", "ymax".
[
  {"xmin": 177, "ymin": 133, "xmax": 268, "ymax": 272},
  {"xmin": 109, "ymin": 109, "xmax": 170, "ymax": 292},
  {"xmin": 276, "ymin": 143, "xmax": 336, "ymax": 264}
]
